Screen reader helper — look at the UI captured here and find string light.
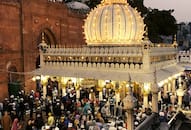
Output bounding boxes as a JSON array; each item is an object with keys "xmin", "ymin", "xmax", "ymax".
[{"xmin": 0, "ymin": 69, "xmax": 34, "ymax": 75}]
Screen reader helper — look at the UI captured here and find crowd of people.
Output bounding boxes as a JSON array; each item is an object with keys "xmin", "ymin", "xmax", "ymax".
[{"xmin": 0, "ymin": 75, "xmax": 190, "ymax": 130}]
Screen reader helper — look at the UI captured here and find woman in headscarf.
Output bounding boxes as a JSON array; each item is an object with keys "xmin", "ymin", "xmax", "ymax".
[
  {"xmin": 11, "ymin": 118, "xmax": 21, "ymax": 130},
  {"xmin": 25, "ymin": 119, "xmax": 32, "ymax": 130},
  {"xmin": 47, "ymin": 113, "xmax": 55, "ymax": 128},
  {"xmin": 1, "ymin": 111, "xmax": 12, "ymax": 130}
]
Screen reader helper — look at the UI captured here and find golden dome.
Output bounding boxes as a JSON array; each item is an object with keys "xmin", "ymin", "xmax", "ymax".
[
  {"xmin": 84, "ymin": 0, "xmax": 145, "ymax": 46},
  {"xmin": 101, "ymin": 0, "xmax": 127, "ymax": 4}
]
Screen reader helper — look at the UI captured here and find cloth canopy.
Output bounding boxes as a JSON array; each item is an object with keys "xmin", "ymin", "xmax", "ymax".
[{"xmin": 32, "ymin": 65, "xmax": 184, "ymax": 83}]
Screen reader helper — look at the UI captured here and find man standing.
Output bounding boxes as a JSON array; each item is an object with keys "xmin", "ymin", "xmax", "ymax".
[{"xmin": 1, "ymin": 111, "xmax": 12, "ymax": 130}]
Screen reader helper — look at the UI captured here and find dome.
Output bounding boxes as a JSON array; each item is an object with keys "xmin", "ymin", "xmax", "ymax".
[
  {"xmin": 66, "ymin": 1, "xmax": 90, "ymax": 10},
  {"xmin": 84, "ymin": 0, "xmax": 145, "ymax": 46}
]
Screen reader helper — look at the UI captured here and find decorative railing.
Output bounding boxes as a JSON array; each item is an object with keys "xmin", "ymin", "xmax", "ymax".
[
  {"xmin": 151, "ymin": 47, "xmax": 177, "ymax": 56},
  {"xmin": 43, "ymin": 61, "xmax": 144, "ymax": 71},
  {"xmin": 151, "ymin": 60, "xmax": 177, "ymax": 69},
  {"xmin": 45, "ymin": 46, "xmax": 143, "ymax": 56},
  {"xmin": 40, "ymin": 45, "xmax": 178, "ymax": 72},
  {"xmin": 41, "ymin": 46, "xmax": 144, "ymax": 71},
  {"xmin": 177, "ymin": 50, "xmax": 191, "ymax": 63}
]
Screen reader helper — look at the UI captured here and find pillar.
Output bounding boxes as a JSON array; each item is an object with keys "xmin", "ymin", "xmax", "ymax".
[
  {"xmin": 99, "ymin": 91, "xmax": 103, "ymax": 101},
  {"xmin": 158, "ymin": 91, "xmax": 162, "ymax": 101},
  {"xmin": 176, "ymin": 86, "xmax": 184, "ymax": 108},
  {"xmin": 167, "ymin": 82, "xmax": 171, "ymax": 93},
  {"xmin": 143, "ymin": 94, "xmax": 149, "ymax": 110},
  {"xmin": 170, "ymin": 94, "xmax": 176, "ymax": 111},
  {"xmin": 172, "ymin": 78, "xmax": 176, "ymax": 95},
  {"xmin": 115, "ymin": 92, "xmax": 120, "ymax": 104},
  {"xmin": 120, "ymin": 83, "xmax": 126, "ymax": 100},
  {"xmin": 122, "ymin": 86, "xmax": 137, "ymax": 130},
  {"xmin": 178, "ymin": 95, "xmax": 183, "ymax": 108},
  {"xmin": 89, "ymin": 90, "xmax": 94, "ymax": 101},
  {"xmin": 143, "ymin": 83, "xmax": 150, "ymax": 110},
  {"xmin": 163, "ymin": 83, "xmax": 168, "ymax": 97},
  {"xmin": 151, "ymin": 83, "xmax": 159, "ymax": 113},
  {"xmin": 127, "ymin": 110, "xmax": 134, "ymax": 130},
  {"xmin": 76, "ymin": 89, "xmax": 80, "ymax": 99},
  {"xmin": 62, "ymin": 87, "xmax": 66, "ymax": 96}
]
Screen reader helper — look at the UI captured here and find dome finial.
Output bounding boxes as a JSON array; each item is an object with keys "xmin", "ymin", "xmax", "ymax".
[
  {"xmin": 41, "ymin": 32, "xmax": 46, "ymax": 43},
  {"xmin": 101, "ymin": 0, "xmax": 127, "ymax": 5},
  {"xmin": 172, "ymin": 34, "xmax": 178, "ymax": 48},
  {"xmin": 144, "ymin": 27, "xmax": 149, "ymax": 41},
  {"xmin": 38, "ymin": 32, "xmax": 48, "ymax": 52}
]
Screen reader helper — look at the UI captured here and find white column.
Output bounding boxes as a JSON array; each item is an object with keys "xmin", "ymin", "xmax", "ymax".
[
  {"xmin": 151, "ymin": 85, "xmax": 159, "ymax": 113},
  {"xmin": 170, "ymin": 94, "xmax": 176, "ymax": 110},
  {"xmin": 76, "ymin": 89, "xmax": 80, "ymax": 99},
  {"xmin": 115, "ymin": 92, "xmax": 120, "ymax": 104},
  {"xmin": 40, "ymin": 52, "xmax": 45, "ymax": 67},
  {"xmin": 168, "ymin": 82, "xmax": 171, "ymax": 93},
  {"xmin": 120, "ymin": 83, "xmax": 126, "ymax": 100},
  {"xmin": 99, "ymin": 91, "xmax": 103, "ymax": 101},
  {"xmin": 89, "ymin": 93, "xmax": 92, "ymax": 100},
  {"xmin": 122, "ymin": 86, "xmax": 137, "ymax": 130},
  {"xmin": 178, "ymin": 96, "xmax": 183, "ymax": 108},
  {"xmin": 127, "ymin": 110, "xmax": 134, "ymax": 130},
  {"xmin": 172, "ymin": 78, "xmax": 176, "ymax": 95},
  {"xmin": 176, "ymin": 86, "xmax": 184, "ymax": 108},
  {"xmin": 158, "ymin": 91, "xmax": 162, "ymax": 101},
  {"xmin": 163, "ymin": 84, "xmax": 168, "ymax": 97},
  {"xmin": 143, "ymin": 94, "xmax": 149, "ymax": 110},
  {"xmin": 62, "ymin": 87, "xmax": 66, "ymax": 96}
]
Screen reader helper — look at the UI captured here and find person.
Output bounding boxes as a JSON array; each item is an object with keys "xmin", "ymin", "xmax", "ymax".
[
  {"xmin": 116, "ymin": 101, "xmax": 123, "ymax": 118},
  {"xmin": 109, "ymin": 96, "xmax": 116, "ymax": 116},
  {"xmin": 1, "ymin": 111, "xmax": 12, "ymax": 130},
  {"xmin": 95, "ymin": 112, "xmax": 104, "ymax": 124},
  {"xmin": 58, "ymin": 116, "xmax": 65, "ymax": 130},
  {"xmin": 47, "ymin": 113, "xmax": 55, "ymax": 128},
  {"xmin": 19, "ymin": 98, "xmax": 25, "ymax": 121},
  {"xmin": 35, "ymin": 114, "xmax": 44, "ymax": 130},
  {"xmin": 11, "ymin": 118, "xmax": 21, "ymax": 130},
  {"xmin": 25, "ymin": 119, "xmax": 32, "ymax": 130}
]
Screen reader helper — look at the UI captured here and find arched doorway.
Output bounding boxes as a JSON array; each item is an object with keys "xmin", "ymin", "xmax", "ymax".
[
  {"xmin": 7, "ymin": 66, "xmax": 21, "ymax": 96},
  {"xmin": 37, "ymin": 28, "xmax": 57, "ymax": 48},
  {"xmin": 8, "ymin": 66, "xmax": 18, "ymax": 82}
]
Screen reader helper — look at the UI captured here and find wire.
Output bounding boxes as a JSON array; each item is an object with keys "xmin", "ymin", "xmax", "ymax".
[{"xmin": 0, "ymin": 69, "xmax": 34, "ymax": 75}]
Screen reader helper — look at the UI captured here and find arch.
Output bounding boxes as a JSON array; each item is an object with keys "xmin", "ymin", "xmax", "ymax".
[
  {"xmin": 7, "ymin": 65, "xmax": 18, "ymax": 82},
  {"xmin": 37, "ymin": 28, "xmax": 57, "ymax": 48}
]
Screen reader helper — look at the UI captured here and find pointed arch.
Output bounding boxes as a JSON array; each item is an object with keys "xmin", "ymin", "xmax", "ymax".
[
  {"xmin": 7, "ymin": 65, "xmax": 18, "ymax": 82},
  {"xmin": 38, "ymin": 28, "xmax": 57, "ymax": 48}
]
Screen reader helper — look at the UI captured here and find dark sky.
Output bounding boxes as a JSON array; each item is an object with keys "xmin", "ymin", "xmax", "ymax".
[{"xmin": 144, "ymin": 0, "xmax": 191, "ymax": 23}]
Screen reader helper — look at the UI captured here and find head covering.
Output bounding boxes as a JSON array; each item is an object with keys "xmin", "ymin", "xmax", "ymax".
[
  {"xmin": 45, "ymin": 125, "xmax": 50, "ymax": 130},
  {"xmin": 37, "ymin": 114, "xmax": 41, "ymax": 117},
  {"xmin": 110, "ymin": 121, "xmax": 115, "ymax": 126},
  {"xmin": 48, "ymin": 112, "xmax": 52, "ymax": 116},
  {"xmin": 159, "ymin": 111, "xmax": 165, "ymax": 116},
  {"xmin": 55, "ymin": 127, "xmax": 59, "ymax": 130},
  {"xmin": 12, "ymin": 118, "xmax": 19, "ymax": 130},
  {"xmin": 68, "ymin": 123, "xmax": 73, "ymax": 128}
]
